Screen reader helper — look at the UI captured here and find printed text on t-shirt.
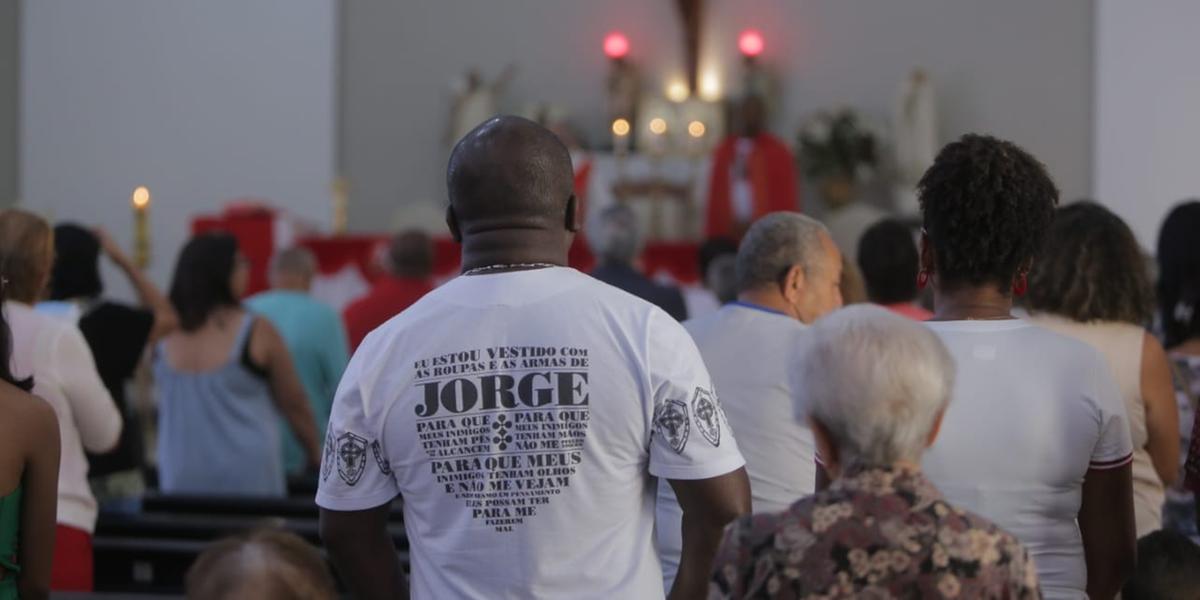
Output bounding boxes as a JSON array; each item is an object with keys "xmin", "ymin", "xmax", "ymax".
[{"xmin": 412, "ymin": 346, "xmax": 590, "ymax": 532}]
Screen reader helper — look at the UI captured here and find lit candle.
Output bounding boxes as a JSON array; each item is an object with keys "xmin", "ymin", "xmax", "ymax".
[
  {"xmin": 612, "ymin": 118, "xmax": 631, "ymax": 155},
  {"xmin": 131, "ymin": 186, "xmax": 151, "ymax": 269},
  {"xmin": 648, "ymin": 117, "xmax": 668, "ymax": 154},
  {"xmin": 687, "ymin": 120, "xmax": 706, "ymax": 156}
]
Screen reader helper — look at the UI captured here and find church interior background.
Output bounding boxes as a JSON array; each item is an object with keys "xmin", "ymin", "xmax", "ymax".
[{"xmin": 7, "ymin": 0, "xmax": 1197, "ymax": 305}]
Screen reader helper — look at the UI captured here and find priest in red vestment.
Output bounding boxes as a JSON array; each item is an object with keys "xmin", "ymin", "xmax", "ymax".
[{"xmin": 705, "ymin": 95, "xmax": 799, "ymax": 238}]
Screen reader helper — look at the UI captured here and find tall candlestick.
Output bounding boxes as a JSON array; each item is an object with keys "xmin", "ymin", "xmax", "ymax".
[
  {"xmin": 131, "ymin": 186, "xmax": 151, "ymax": 269},
  {"xmin": 332, "ymin": 176, "xmax": 349, "ymax": 235}
]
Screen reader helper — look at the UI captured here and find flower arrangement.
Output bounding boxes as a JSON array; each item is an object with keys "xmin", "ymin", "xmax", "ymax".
[{"xmin": 798, "ymin": 108, "xmax": 878, "ymax": 183}]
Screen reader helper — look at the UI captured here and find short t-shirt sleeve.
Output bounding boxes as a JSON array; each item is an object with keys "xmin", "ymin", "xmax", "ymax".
[
  {"xmin": 315, "ymin": 338, "xmax": 401, "ymax": 511},
  {"xmin": 646, "ymin": 310, "xmax": 745, "ymax": 481},
  {"xmin": 1086, "ymin": 352, "xmax": 1135, "ymax": 470}
]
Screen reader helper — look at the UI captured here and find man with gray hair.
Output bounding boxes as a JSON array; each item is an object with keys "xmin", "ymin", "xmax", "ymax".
[
  {"xmin": 655, "ymin": 211, "xmax": 842, "ymax": 590},
  {"xmin": 247, "ymin": 246, "xmax": 350, "ymax": 476},
  {"xmin": 710, "ymin": 305, "xmax": 1041, "ymax": 598},
  {"xmin": 588, "ymin": 204, "xmax": 688, "ymax": 320}
]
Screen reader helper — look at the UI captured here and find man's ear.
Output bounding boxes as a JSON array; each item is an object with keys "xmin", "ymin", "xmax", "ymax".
[
  {"xmin": 446, "ymin": 205, "xmax": 463, "ymax": 243},
  {"xmin": 919, "ymin": 232, "xmax": 935, "ymax": 274},
  {"xmin": 565, "ymin": 194, "xmax": 581, "ymax": 233},
  {"xmin": 783, "ymin": 264, "xmax": 806, "ymax": 300}
]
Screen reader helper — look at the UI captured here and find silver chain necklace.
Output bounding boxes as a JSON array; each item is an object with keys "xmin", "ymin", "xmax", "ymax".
[{"xmin": 462, "ymin": 262, "xmax": 559, "ymax": 276}]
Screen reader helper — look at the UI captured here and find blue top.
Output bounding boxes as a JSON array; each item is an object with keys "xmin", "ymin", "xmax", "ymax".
[
  {"xmin": 246, "ymin": 290, "xmax": 349, "ymax": 474},
  {"xmin": 154, "ymin": 315, "xmax": 285, "ymax": 497}
]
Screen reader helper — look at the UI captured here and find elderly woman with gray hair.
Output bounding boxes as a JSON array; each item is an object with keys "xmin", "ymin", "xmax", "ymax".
[{"xmin": 710, "ymin": 306, "xmax": 1041, "ymax": 599}]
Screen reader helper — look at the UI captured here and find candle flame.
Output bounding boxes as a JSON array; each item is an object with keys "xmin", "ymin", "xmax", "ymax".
[
  {"xmin": 688, "ymin": 121, "xmax": 706, "ymax": 138},
  {"xmin": 611, "ymin": 118, "xmax": 631, "ymax": 136},
  {"xmin": 132, "ymin": 186, "xmax": 151, "ymax": 209},
  {"xmin": 649, "ymin": 118, "xmax": 668, "ymax": 135}
]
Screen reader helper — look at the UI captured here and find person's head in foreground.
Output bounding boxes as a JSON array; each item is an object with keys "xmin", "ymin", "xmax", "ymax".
[
  {"xmin": 917, "ymin": 133, "xmax": 1057, "ymax": 317},
  {"xmin": 385, "ymin": 230, "xmax": 434, "ymax": 279},
  {"xmin": 0, "ymin": 209, "xmax": 54, "ymax": 304},
  {"xmin": 698, "ymin": 237, "xmax": 738, "ymax": 303},
  {"xmin": 735, "ymin": 212, "xmax": 843, "ymax": 323},
  {"xmin": 1027, "ymin": 202, "xmax": 1153, "ymax": 325},
  {"xmin": 185, "ymin": 529, "xmax": 336, "ymax": 600},
  {"xmin": 49, "ymin": 223, "xmax": 103, "ymax": 300},
  {"xmin": 587, "ymin": 203, "xmax": 642, "ymax": 267},
  {"xmin": 169, "ymin": 232, "xmax": 248, "ymax": 331},
  {"xmin": 1158, "ymin": 200, "xmax": 1200, "ymax": 349},
  {"xmin": 857, "ymin": 218, "xmax": 923, "ymax": 308},
  {"xmin": 710, "ymin": 305, "xmax": 1040, "ymax": 598},
  {"xmin": 1121, "ymin": 529, "xmax": 1200, "ymax": 600},
  {"xmin": 446, "ymin": 115, "xmax": 579, "ymax": 270},
  {"xmin": 269, "ymin": 247, "xmax": 318, "ymax": 293}
]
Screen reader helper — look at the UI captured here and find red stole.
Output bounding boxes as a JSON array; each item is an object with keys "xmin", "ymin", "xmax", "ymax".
[{"xmin": 704, "ymin": 133, "xmax": 800, "ymax": 238}]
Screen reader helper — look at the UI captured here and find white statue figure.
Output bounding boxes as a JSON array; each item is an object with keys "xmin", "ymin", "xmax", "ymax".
[
  {"xmin": 892, "ymin": 68, "xmax": 937, "ymax": 216},
  {"xmin": 447, "ymin": 65, "xmax": 515, "ymax": 146}
]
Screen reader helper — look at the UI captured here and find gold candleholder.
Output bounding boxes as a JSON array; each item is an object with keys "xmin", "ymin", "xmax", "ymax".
[{"xmin": 131, "ymin": 186, "xmax": 151, "ymax": 269}]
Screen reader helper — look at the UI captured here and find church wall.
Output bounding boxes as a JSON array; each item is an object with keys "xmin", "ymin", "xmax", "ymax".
[
  {"xmin": 19, "ymin": 0, "xmax": 338, "ymax": 300},
  {"xmin": 0, "ymin": 1, "xmax": 18, "ymax": 207},
  {"xmin": 341, "ymin": 0, "xmax": 1094, "ymax": 232},
  {"xmin": 1094, "ymin": 0, "xmax": 1200, "ymax": 248}
]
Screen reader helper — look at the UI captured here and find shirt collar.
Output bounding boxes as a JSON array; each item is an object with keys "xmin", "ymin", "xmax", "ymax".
[{"xmin": 729, "ymin": 300, "xmax": 788, "ymax": 317}]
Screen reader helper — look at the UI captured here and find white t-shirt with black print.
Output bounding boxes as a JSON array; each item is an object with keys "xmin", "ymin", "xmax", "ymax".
[{"xmin": 316, "ymin": 267, "xmax": 745, "ymax": 600}]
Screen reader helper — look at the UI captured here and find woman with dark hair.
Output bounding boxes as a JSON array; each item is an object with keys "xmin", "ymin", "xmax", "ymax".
[
  {"xmin": 1157, "ymin": 200, "xmax": 1200, "ymax": 542},
  {"xmin": 915, "ymin": 135, "xmax": 1135, "ymax": 599},
  {"xmin": 0, "ymin": 280, "xmax": 61, "ymax": 600},
  {"xmin": 155, "ymin": 233, "xmax": 319, "ymax": 496},
  {"xmin": 1026, "ymin": 202, "xmax": 1179, "ymax": 537},
  {"xmin": 0, "ymin": 209, "xmax": 121, "ymax": 592},
  {"xmin": 45, "ymin": 224, "xmax": 178, "ymax": 512}
]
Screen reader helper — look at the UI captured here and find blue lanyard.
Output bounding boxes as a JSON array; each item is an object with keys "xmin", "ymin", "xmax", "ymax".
[{"xmin": 729, "ymin": 300, "xmax": 787, "ymax": 317}]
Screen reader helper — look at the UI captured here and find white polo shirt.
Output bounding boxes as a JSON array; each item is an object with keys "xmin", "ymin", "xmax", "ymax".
[{"xmin": 316, "ymin": 267, "xmax": 744, "ymax": 600}]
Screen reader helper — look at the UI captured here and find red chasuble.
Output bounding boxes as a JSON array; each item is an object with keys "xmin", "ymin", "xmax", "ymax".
[{"xmin": 704, "ymin": 133, "xmax": 800, "ymax": 238}]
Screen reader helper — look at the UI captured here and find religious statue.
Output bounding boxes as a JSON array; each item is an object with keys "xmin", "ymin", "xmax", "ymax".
[
  {"xmin": 704, "ymin": 95, "xmax": 798, "ymax": 239},
  {"xmin": 892, "ymin": 68, "xmax": 937, "ymax": 216},
  {"xmin": 447, "ymin": 65, "xmax": 515, "ymax": 146}
]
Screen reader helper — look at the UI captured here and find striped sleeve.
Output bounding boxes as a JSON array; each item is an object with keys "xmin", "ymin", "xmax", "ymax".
[{"xmin": 1087, "ymin": 352, "xmax": 1134, "ymax": 470}]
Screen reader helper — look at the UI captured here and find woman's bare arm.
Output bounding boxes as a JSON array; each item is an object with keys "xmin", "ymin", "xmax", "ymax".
[
  {"xmin": 19, "ymin": 395, "xmax": 60, "ymax": 600},
  {"xmin": 250, "ymin": 318, "xmax": 321, "ymax": 469},
  {"xmin": 1141, "ymin": 333, "xmax": 1181, "ymax": 486}
]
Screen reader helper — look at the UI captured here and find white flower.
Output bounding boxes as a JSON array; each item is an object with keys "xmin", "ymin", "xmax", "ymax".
[{"xmin": 804, "ymin": 117, "xmax": 830, "ymax": 143}]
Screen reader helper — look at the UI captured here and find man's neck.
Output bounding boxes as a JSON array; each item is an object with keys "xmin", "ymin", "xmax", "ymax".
[
  {"xmin": 931, "ymin": 283, "xmax": 1014, "ymax": 321},
  {"xmin": 737, "ymin": 288, "xmax": 799, "ymax": 321},
  {"xmin": 459, "ymin": 230, "xmax": 569, "ymax": 274}
]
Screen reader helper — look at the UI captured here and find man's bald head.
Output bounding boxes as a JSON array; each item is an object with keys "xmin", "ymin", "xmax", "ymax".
[{"xmin": 447, "ymin": 116, "xmax": 575, "ymax": 235}]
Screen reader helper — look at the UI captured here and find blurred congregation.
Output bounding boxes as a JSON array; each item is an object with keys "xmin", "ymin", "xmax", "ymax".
[{"xmin": 3, "ymin": 1, "xmax": 1200, "ymax": 600}]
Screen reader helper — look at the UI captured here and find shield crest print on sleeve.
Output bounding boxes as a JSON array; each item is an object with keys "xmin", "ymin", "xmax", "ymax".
[
  {"xmin": 321, "ymin": 430, "xmax": 336, "ymax": 481},
  {"xmin": 371, "ymin": 439, "xmax": 393, "ymax": 476},
  {"xmin": 692, "ymin": 387, "xmax": 720, "ymax": 447},
  {"xmin": 654, "ymin": 399, "xmax": 690, "ymax": 453},
  {"xmin": 337, "ymin": 432, "xmax": 369, "ymax": 486}
]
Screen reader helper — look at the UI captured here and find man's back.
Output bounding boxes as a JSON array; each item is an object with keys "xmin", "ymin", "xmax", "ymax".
[
  {"xmin": 316, "ymin": 268, "xmax": 743, "ymax": 599},
  {"xmin": 590, "ymin": 263, "xmax": 688, "ymax": 321},
  {"xmin": 343, "ymin": 276, "xmax": 433, "ymax": 351},
  {"xmin": 656, "ymin": 302, "xmax": 815, "ymax": 586}
]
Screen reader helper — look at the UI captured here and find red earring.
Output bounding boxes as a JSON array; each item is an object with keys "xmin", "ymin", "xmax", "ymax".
[
  {"xmin": 917, "ymin": 271, "xmax": 929, "ymax": 290},
  {"xmin": 1013, "ymin": 273, "xmax": 1028, "ymax": 297}
]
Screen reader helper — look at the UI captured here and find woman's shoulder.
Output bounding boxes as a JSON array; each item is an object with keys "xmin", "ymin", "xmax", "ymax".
[{"xmin": 0, "ymin": 384, "xmax": 58, "ymax": 435}]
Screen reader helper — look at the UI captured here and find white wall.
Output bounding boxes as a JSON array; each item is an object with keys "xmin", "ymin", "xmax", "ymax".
[
  {"xmin": 1094, "ymin": 0, "xmax": 1200, "ymax": 248},
  {"xmin": 21, "ymin": 0, "xmax": 336, "ymax": 299},
  {"xmin": 341, "ymin": 0, "xmax": 1094, "ymax": 229}
]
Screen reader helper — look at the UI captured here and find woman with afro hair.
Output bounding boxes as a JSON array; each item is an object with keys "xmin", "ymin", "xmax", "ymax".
[{"xmin": 917, "ymin": 135, "xmax": 1136, "ymax": 599}]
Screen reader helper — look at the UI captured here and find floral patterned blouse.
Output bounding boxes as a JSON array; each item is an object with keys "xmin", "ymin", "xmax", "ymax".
[{"xmin": 710, "ymin": 464, "xmax": 1041, "ymax": 599}]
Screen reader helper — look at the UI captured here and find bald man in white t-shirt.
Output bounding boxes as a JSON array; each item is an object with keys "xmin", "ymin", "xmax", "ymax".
[{"xmin": 317, "ymin": 116, "xmax": 750, "ymax": 600}]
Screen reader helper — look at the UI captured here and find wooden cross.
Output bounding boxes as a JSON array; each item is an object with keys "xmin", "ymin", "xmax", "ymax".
[{"xmin": 675, "ymin": 0, "xmax": 703, "ymax": 94}]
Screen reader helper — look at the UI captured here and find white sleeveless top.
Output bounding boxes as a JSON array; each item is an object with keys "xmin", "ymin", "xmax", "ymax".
[{"xmin": 1031, "ymin": 314, "xmax": 1161, "ymax": 536}]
